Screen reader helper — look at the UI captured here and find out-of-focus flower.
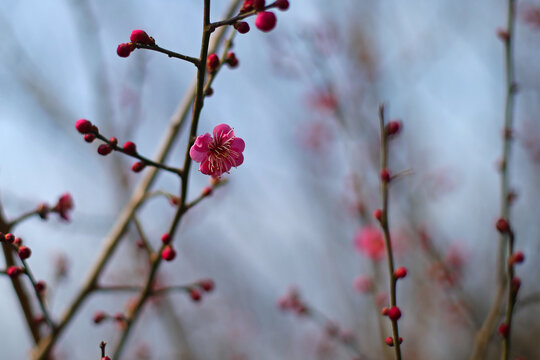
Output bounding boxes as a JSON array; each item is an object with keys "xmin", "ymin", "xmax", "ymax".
[
  {"xmin": 54, "ymin": 193, "xmax": 74, "ymax": 221},
  {"xmin": 354, "ymin": 226, "xmax": 385, "ymax": 261},
  {"xmin": 190, "ymin": 124, "xmax": 245, "ymax": 178}
]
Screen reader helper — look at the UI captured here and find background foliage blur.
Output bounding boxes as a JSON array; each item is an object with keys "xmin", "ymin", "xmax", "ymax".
[{"xmin": 1, "ymin": 0, "xmax": 540, "ymax": 359}]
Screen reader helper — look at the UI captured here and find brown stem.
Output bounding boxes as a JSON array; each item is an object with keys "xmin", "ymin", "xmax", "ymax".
[{"xmin": 134, "ymin": 43, "xmax": 200, "ymax": 66}]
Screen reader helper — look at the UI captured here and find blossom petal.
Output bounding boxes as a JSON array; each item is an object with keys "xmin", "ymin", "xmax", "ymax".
[
  {"xmin": 230, "ymin": 137, "xmax": 245, "ymax": 153},
  {"xmin": 199, "ymin": 159, "xmax": 212, "ymax": 175},
  {"xmin": 232, "ymin": 153, "xmax": 244, "ymax": 167},
  {"xmin": 189, "ymin": 133, "xmax": 212, "ymax": 163},
  {"xmin": 213, "ymin": 124, "xmax": 233, "ymax": 141}
]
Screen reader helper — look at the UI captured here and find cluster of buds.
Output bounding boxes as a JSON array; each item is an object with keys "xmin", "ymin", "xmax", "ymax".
[
  {"xmin": 0, "ymin": 233, "xmax": 32, "ymax": 261},
  {"xmin": 117, "ymin": 30, "xmax": 156, "ymax": 58},
  {"xmin": 185, "ymin": 279, "xmax": 215, "ymax": 303},
  {"xmin": 75, "ymin": 119, "xmax": 148, "ymax": 174},
  {"xmin": 235, "ymin": 0, "xmax": 290, "ymax": 34},
  {"xmin": 35, "ymin": 193, "xmax": 74, "ymax": 221},
  {"xmin": 277, "ymin": 287, "xmax": 308, "ymax": 315}
]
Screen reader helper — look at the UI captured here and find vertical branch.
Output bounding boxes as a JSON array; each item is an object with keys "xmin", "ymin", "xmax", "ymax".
[
  {"xmin": 470, "ymin": 1, "xmax": 517, "ymax": 359},
  {"xmin": 30, "ymin": 2, "xmax": 242, "ymax": 359},
  {"xmin": 111, "ymin": 1, "xmax": 214, "ymax": 358},
  {"xmin": 377, "ymin": 105, "xmax": 402, "ymax": 360}
]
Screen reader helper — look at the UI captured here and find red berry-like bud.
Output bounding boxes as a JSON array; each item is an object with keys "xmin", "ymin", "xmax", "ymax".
[
  {"xmin": 93, "ymin": 311, "xmax": 107, "ymax": 324},
  {"xmin": 113, "ymin": 313, "xmax": 125, "ymax": 322},
  {"xmin": 131, "ymin": 161, "xmax": 146, "ymax": 173},
  {"xmin": 189, "ymin": 288, "xmax": 202, "ymax": 302},
  {"xmin": 205, "ymin": 87, "xmax": 214, "ymax": 97},
  {"xmin": 255, "ymin": 11, "xmax": 277, "ymax": 32},
  {"xmin": 161, "ymin": 233, "xmax": 171, "ymax": 245},
  {"xmin": 161, "ymin": 246, "xmax": 176, "ymax": 261},
  {"xmin": 102, "ymin": 357, "xmax": 111, "ymax": 360},
  {"xmin": 13, "ymin": 237, "xmax": 22, "ymax": 246},
  {"xmin": 276, "ymin": 0, "xmax": 290, "ymax": 10},
  {"xmin": 387, "ymin": 306, "xmax": 401, "ymax": 321},
  {"xmin": 75, "ymin": 119, "xmax": 93, "ymax": 134},
  {"xmin": 498, "ymin": 323, "xmax": 509, "ymax": 337},
  {"xmin": 109, "ymin": 137, "xmax": 118, "ymax": 147},
  {"xmin": 18, "ymin": 246, "xmax": 32, "ymax": 260},
  {"xmin": 226, "ymin": 52, "xmax": 239, "ymax": 68},
  {"xmin": 97, "ymin": 144, "xmax": 113, "ymax": 156},
  {"xmin": 202, "ymin": 186, "xmax": 213, "ymax": 197},
  {"xmin": 207, "ymin": 53, "xmax": 220, "ymax": 74},
  {"xmin": 7, "ymin": 266, "xmax": 24, "ymax": 278},
  {"xmin": 510, "ymin": 251, "xmax": 525, "ymax": 265},
  {"xmin": 84, "ymin": 133, "xmax": 96, "ymax": 143},
  {"xmin": 130, "ymin": 30, "xmax": 153, "ymax": 45},
  {"xmin": 199, "ymin": 279, "xmax": 215, "ymax": 292},
  {"xmin": 234, "ymin": 21, "xmax": 250, "ymax": 34},
  {"xmin": 496, "ymin": 218, "xmax": 511, "ymax": 234},
  {"xmin": 394, "ymin": 267, "xmax": 407, "ymax": 279},
  {"xmin": 385, "ymin": 120, "xmax": 402, "ymax": 136},
  {"xmin": 241, "ymin": 0, "xmax": 265, "ymax": 12},
  {"xmin": 117, "ymin": 43, "xmax": 134, "ymax": 58},
  {"xmin": 381, "ymin": 307, "xmax": 389, "ymax": 316},
  {"xmin": 385, "ymin": 337, "xmax": 394, "ymax": 346},
  {"xmin": 35, "ymin": 281, "xmax": 46, "ymax": 294},
  {"xmin": 123, "ymin": 141, "xmax": 137, "ymax": 155},
  {"xmin": 373, "ymin": 209, "xmax": 382, "ymax": 221},
  {"xmin": 4, "ymin": 233, "xmax": 14, "ymax": 243},
  {"xmin": 380, "ymin": 168, "xmax": 391, "ymax": 183}
]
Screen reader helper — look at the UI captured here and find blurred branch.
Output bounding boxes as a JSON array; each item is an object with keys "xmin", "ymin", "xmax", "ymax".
[
  {"xmin": 470, "ymin": 1, "xmax": 518, "ymax": 359},
  {"xmin": 377, "ymin": 104, "xmax": 402, "ymax": 360}
]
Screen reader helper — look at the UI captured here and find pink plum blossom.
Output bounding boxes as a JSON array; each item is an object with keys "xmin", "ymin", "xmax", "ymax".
[
  {"xmin": 354, "ymin": 225, "xmax": 385, "ymax": 261},
  {"xmin": 189, "ymin": 124, "xmax": 245, "ymax": 178}
]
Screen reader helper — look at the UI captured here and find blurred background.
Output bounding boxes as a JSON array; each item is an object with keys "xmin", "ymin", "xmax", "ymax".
[{"xmin": 1, "ymin": 0, "xmax": 540, "ymax": 359}]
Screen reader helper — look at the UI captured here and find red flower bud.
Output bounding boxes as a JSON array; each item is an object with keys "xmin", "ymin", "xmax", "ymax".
[
  {"xmin": 496, "ymin": 218, "xmax": 511, "ymax": 234},
  {"xmin": 234, "ymin": 22, "xmax": 250, "ymax": 34},
  {"xmin": 84, "ymin": 133, "xmax": 96, "ymax": 143},
  {"xmin": 380, "ymin": 168, "xmax": 391, "ymax": 183},
  {"xmin": 161, "ymin": 233, "xmax": 171, "ymax": 245},
  {"xmin": 207, "ymin": 53, "xmax": 220, "ymax": 74},
  {"xmin": 117, "ymin": 43, "xmax": 135, "ymax": 58},
  {"xmin": 199, "ymin": 279, "xmax": 215, "ymax": 292},
  {"xmin": 276, "ymin": 0, "xmax": 290, "ymax": 10},
  {"xmin": 189, "ymin": 288, "xmax": 202, "ymax": 302},
  {"xmin": 93, "ymin": 311, "xmax": 107, "ymax": 324},
  {"xmin": 373, "ymin": 209, "xmax": 382, "ymax": 221},
  {"xmin": 226, "ymin": 52, "xmax": 239, "ymax": 68},
  {"xmin": 123, "ymin": 141, "xmax": 137, "ymax": 155},
  {"xmin": 97, "ymin": 144, "xmax": 113, "ymax": 156},
  {"xmin": 498, "ymin": 323, "xmax": 509, "ymax": 338},
  {"xmin": 385, "ymin": 120, "xmax": 402, "ymax": 136},
  {"xmin": 18, "ymin": 246, "xmax": 32, "ymax": 260},
  {"xmin": 131, "ymin": 161, "xmax": 146, "ymax": 173},
  {"xmin": 7, "ymin": 266, "xmax": 24, "ymax": 278},
  {"xmin": 4, "ymin": 233, "xmax": 14, "ymax": 243},
  {"xmin": 387, "ymin": 306, "xmax": 401, "ymax": 321},
  {"xmin": 394, "ymin": 267, "xmax": 407, "ymax": 279}
]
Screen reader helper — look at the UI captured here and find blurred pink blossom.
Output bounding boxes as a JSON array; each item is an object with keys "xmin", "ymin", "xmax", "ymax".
[{"xmin": 354, "ymin": 226, "xmax": 385, "ymax": 261}]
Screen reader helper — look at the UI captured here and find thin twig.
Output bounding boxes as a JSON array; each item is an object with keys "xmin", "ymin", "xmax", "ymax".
[{"xmin": 134, "ymin": 43, "xmax": 200, "ymax": 66}]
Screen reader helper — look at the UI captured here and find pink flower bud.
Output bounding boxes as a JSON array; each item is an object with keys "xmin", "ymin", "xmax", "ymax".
[
  {"xmin": 255, "ymin": 11, "xmax": 277, "ymax": 32},
  {"xmin": 189, "ymin": 288, "xmax": 202, "ymax": 302},
  {"xmin": 199, "ymin": 279, "xmax": 215, "ymax": 292},
  {"xmin": 93, "ymin": 311, "xmax": 107, "ymax": 324},
  {"xmin": 161, "ymin": 233, "xmax": 171, "ymax": 245},
  {"xmin": 7, "ymin": 266, "xmax": 24, "ymax": 278},
  {"xmin": 373, "ymin": 209, "xmax": 382, "ymax": 221},
  {"xmin": 75, "ymin": 119, "xmax": 93, "ymax": 134},
  {"xmin": 496, "ymin": 218, "xmax": 510, "ymax": 234},
  {"xmin": 226, "ymin": 52, "xmax": 239, "ymax": 68},
  {"xmin": 84, "ymin": 133, "xmax": 96, "ymax": 143},
  {"xmin": 385, "ymin": 120, "xmax": 402, "ymax": 136},
  {"xmin": 380, "ymin": 168, "xmax": 391, "ymax": 183},
  {"xmin": 130, "ymin": 30, "xmax": 154, "ymax": 45},
  {"xmin": 161, "ymin": 246, "xmax": 176, "ymax": 261}
]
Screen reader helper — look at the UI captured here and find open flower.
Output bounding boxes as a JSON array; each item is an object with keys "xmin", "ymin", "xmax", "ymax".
[
  {"xmin": 54, "ymin": 193, "xmax": 74, "ymax": 221},
  {"xmin": 190, "ymin": 124, "xmax": 245, "ymax": 178}
]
